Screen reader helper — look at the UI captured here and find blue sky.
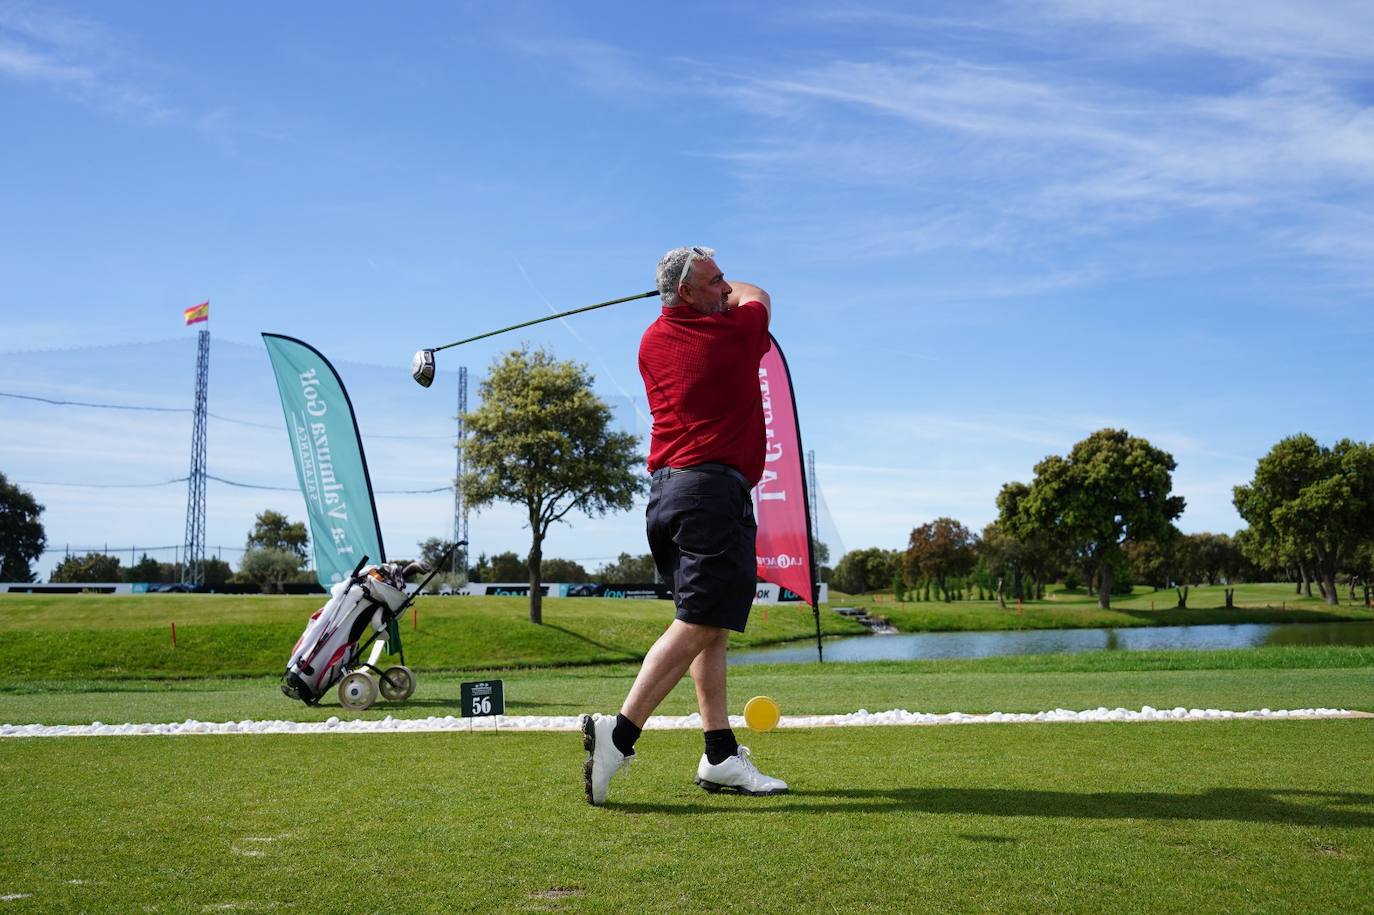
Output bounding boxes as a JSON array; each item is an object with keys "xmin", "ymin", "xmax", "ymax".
[{"xmin": 2, "ymin": 1, "xmax": 1372, "ymax": 578}]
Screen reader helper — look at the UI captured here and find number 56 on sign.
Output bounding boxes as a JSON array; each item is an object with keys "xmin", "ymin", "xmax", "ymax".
[{"xmin": 461, "ymin": 680, "xmax": 505, "ymax": 718}]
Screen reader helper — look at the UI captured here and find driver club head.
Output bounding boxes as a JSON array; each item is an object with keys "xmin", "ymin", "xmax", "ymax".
[{"xmin": 411, "ymin": 348, "xmax": 436, "ymax": 387}]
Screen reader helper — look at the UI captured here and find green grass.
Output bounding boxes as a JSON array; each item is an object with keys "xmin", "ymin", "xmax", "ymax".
[
  {"xmin": 5, "ymin": 589, "xmax": 1373, "ymax": 911},
  {"xmin": 4, "ymin": 647, "xmax": 1371, "ymax": 726},
  {"xmin": 4, "ymin": 583, "xmax": 1372, "ymax": 683},
  {"xmin": 848, "ymin": 582, "xmax": 1374, "ymax": 632},
  {"xmin": 2, "ymin": 720, "xmax": 1370, "ymax": 912},
  {"xmin": 0, "ymin": 593, "xmax": 864, "ymax": 679}
]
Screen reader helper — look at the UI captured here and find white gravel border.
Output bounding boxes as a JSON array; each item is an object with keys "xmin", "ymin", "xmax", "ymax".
[{"xmin": 2, "ymin": 706, "xmax": 1368, "ymax": 738}]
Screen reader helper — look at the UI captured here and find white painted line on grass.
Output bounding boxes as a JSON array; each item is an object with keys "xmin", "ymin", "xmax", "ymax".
[{"xmin": 1, "ymin": 706, "xmax": 1369, "ymax": 738}]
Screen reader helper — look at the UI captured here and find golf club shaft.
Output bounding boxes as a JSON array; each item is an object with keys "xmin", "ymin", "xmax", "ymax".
[{"xmin": 432, "ymin": 290, "xmax": 660, "ymax": 353}]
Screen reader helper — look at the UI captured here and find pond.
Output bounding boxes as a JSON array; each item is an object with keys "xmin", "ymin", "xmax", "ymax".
[{"xmin": 728, "ymin": 620, "xmax": 1374, "ymax": 665}]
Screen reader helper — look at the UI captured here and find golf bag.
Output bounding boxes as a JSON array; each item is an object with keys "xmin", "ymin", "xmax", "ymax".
[{"xmin": 280, "ymin": 559, "xmax": 414, "ymax": 708}]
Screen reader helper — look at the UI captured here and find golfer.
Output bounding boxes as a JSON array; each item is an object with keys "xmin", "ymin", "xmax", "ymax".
[{"xmin": 580, "ymin": 246, "xmax": 788, "ymax": 805}]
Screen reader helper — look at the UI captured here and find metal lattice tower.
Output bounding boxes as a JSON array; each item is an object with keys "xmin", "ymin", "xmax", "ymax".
[
  {"xmin": 453, "ymin": 365, "xmax": 469, "ymax": 580},
  {"xmin": 181, "ymin": 329, "xmax": 210, "ymax": 587}
]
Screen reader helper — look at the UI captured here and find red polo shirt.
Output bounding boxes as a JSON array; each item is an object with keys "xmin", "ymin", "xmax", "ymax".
[{"xmin": 638, "ymin": 300, "xmax": 772, "ymax": 486}]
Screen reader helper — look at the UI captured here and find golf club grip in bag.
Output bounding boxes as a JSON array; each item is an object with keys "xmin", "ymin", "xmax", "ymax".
[{"xmin": 280, "ymin": 558, "xmax": 409, "ymax": 705}]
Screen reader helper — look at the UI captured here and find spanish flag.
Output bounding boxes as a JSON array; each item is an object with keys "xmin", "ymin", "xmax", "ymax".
[{"xmin": 183, "ymin": 301, "xmax": 209, "ymax": 325}]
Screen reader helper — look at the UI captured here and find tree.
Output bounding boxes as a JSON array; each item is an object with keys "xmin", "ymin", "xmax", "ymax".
[
  {"xmin": 124, "ymin": 553, "xmax": 168, "ymax": 583},
  {"xmin": 1124, "ymin": 536, "xmax": 1176, "ymax": 589},
  {"xmin": 50, "ymin": 552, "xmax": 122, "ymax": 583},
  {"xmin": 1020, "ymin": 429, "xmax": 1185, "ymax": 609},
  {"xmin": 904, "ymin": 518, "xmax": 978, "ymax": 601},
  {"xmin": 977, "ymin": 522, "xmax": 1023, "ymax": 607},
  {"xmin": 812, "ymin": 538, "xmax": 832, "ymax": 583},
  {"xmin": 246, "ymin": 510, "xmax": 309, "ymax": 560},
  {"xmin": 203, "ymin": 557, "xmax": 233, "ymax": 588},
  {"xmin": 487, "ymin": 551, "xmax": 527, "ymax": 581},
  {"xmin": 995, "ymin": 481, "xmax": 1060, "ymax": 600},
  {"xmin": 832, "ymin": 547, "xmax": 900, "ymax": 595},
  {"xmin": 417, "ymin": 537, "xmax": 460, "ymax": 573},
  {"xmin": 595, "ymin": 552, "xmax": 658, "ymax": 582},
  {"xmin": 1234, "ymin": 435, "xmax": 1374, "ymax": 605},
  {"xmin": 0, "ymin": 473, "xmax": 46, "ymax": 582},
  {"xmin": 237, "ymin": 547, "xmax": 305, "ymax": 593},
  {"xmin": 541, "ymin": 558, "xmax": 592, "ymax": 582},
  {"xmin": 461, "ymin": 347, "xmax": 644, "ymax": 624}
]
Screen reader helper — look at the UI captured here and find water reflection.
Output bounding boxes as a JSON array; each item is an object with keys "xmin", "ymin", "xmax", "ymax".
[{"xmin": 729, "ymin": 621, "xmax": 1374, "ymax": 665}]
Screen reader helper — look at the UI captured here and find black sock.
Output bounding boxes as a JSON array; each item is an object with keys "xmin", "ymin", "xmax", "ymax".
[
  {"xmin": 611, "ymin": 713, "xmax": 640, "ymax": 757},
  {"xmin": 704, "ymin": 728, "xmax": 738, "ymax": 765}
]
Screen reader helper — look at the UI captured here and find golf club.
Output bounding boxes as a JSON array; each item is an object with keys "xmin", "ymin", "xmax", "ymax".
[{"xmin": 411, "ymin": 289, "xmax": 660, "ymax": 386}]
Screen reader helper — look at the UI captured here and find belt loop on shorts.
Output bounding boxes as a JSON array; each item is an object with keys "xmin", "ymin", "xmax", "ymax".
[{"xmin": 651, "ymin": 463, "xmax": 751, "ymax": 490}]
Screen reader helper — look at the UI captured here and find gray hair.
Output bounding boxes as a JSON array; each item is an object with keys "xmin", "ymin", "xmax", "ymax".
[{"xmin": 656, "ymin": 246, "xmax": 716, "ymax": 307}]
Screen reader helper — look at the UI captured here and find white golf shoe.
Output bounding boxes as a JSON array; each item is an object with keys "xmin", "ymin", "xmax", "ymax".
[
  {"xmin": 580, "ymin": 713, "xmax": 632, "ymax": 806},
  {"xmin": 694, "ymin": 746, "xmax": 788, "ymax": 796}
]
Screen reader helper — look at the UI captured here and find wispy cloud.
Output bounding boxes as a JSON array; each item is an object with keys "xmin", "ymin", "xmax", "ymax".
[
  {"xmin": 1034, "ymin": 0, "xmax": 1374, "ymax": 63},
  {"xmin": 0, "ymin": 2, "xmax": 175, "ymax": 121}
]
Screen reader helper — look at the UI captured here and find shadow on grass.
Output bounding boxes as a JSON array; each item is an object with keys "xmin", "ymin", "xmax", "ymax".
[
  {"xmin": 543, "ymin": 624, "xmax": 641, "ymax": 659},
  {"xmin": 615, "ymin": 787, "xmax": 1374, "ymax": 827}
]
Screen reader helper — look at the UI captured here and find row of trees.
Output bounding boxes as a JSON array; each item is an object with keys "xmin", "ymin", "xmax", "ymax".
[
  {"xmin": 48, "ymin": 510, "xmax": 314, "ymax": 590},
  {"xmin": 417, "ymin": 538, "xmax": 658, "ymax": 585},
  {"xmin": 838, "ymin": 429, "xmax": 1374, "ymax": 610},
  {"xmin": 1233, "ymin": 435, "xmax": 1374, "ymax": 605}
]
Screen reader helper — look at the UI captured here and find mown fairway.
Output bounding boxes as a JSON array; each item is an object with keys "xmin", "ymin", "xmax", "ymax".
[
  {"xmin": 2, "ymin": 584, "xmax": 1371, "ymax": 681},
  {"xmin": 3, "ymin": 647, "xmax": 1372, "ymax": 726},
  {"xmin": 2, "ymin": 720, "xmax": 1371, "ymax": 912},
  {"xmin": 0, "ymin": 593, "xmax": 866, "ymax": 679},
  {"xmin": 2, "ymin": 590, "xmax": 1372, "ymax": 912}
]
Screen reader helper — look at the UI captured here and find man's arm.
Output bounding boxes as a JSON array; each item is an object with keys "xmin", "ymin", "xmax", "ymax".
[{"xmin": 726, "ymin": 282, "xmax": 771, "ymax": 323}]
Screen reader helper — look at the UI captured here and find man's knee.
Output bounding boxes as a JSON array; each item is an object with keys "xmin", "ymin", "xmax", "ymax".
[{"xmin": 670, "ymin": 619, "xmax": 726, "ymax": 653}]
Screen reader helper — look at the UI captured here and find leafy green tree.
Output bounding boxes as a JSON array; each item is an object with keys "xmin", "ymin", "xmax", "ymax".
[
  {"xmin": 487, "ymin": 551, "xmax": 526, "ymax": 581},
  {"xmin": 832, "ymin": 547, "xmax": 900, "ymax": 595},
  {"xmin": 831, "ymin": 551, "xmax": 866, "ymax": 594},
  {"xmin": 541, "ymin": 557, "xmax": 591, "ymax": 583},
  {"xmin": 203, "ymin": 557, "xmax": 233, "ymax": 588},
  {"xmin": 124, "ymin": 553, "xmax": 167, "ymax": 583},
  {"xmin": 995, "ymin": 481, "xmax": 1060, "ymax": 599},
  {"xmin": 461, "ymin": 347, "xmax": 644, "ymax": 624},
  {"xmin": 1123, "ymin": 536, "xmax": 1176, "ymax": 589},
  {"xmin": 237, "ymin": 547, "xmax": 304, "ymax": 593},
  {"xmin": 904, "ymin": 518, "xmax": 978, "ymax": 602},
  {"xmin": 977, "ymin": 523, "xmax": 1022, "ymax": 607},
  {"xmin": 1234, "ymin": 435, "xmax": 1374, "ymax": 605},
  {"xmin": 595, "ymin": 552, "xmax": 658, "ymax": 582},
  {"xmin": 50, "ymin": 552, "xmax": 122, "ymax": 583},
  {"xmin": 246, "ymin": 510, "xmax": 309, "ymax": 560},
  {"xmin": 811, "ymin": 538, "xmax": 832, "ymax": 583},
  {"xmin": 417, "ymin": 537, "xmax": 461, "ymax": 575},
  {"xmin": 1020, "ymin": 429, "xmax": 1184, "ymax": 609},
  {"xmin": 0, "ymin": 472, "xmax": 45, "ymax": 582},
  {"xmin": 1233, "ymin": 527, "xmax": 1279, "ymax": 581}
]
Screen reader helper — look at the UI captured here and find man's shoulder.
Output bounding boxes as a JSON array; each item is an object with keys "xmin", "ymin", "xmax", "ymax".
[{"xmin": 733, "ymin": 300, "xmax": 768, "ymax": 321}]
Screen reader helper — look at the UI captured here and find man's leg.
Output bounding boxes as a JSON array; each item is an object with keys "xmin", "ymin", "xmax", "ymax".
[
  {"xmin": 688, "ymin": 626, "xmax": 729, "ymax": 730},
  {"xmin": 620, "ymin": 620, "xmax": 721, "ymax": 725},
  {"xmin": 580, "ymin": 619, "xmax": 719, "ymax": 807}
]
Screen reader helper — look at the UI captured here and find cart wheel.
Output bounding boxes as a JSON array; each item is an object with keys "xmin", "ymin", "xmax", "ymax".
[
  {"xmin": 379, "ymin": 665, "xmax": 416, "ymax": 701},
  {"xmin": 338, "ymin": 672, "xmax": 377, "ymax": 711}
]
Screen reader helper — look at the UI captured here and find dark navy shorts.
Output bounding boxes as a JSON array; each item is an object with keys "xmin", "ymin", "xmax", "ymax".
[{"xmin": 646, "ymin": 467, "xmax": 757, "ymax": 632}]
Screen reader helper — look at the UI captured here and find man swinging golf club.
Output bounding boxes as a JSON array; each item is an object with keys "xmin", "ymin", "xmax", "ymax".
[{"xmin": 580, "ymin": 246, "xmax": 788, "ymax": 805}]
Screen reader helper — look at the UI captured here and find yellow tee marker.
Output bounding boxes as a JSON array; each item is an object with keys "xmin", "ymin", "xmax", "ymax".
[{"xmin": 743, "ymin": 695, "xmax": 781, "ymax": 732}]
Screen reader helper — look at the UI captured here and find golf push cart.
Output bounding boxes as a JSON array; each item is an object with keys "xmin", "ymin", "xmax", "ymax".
[{"xmin": 281, "ymin": 546, "xmax": 457, "ymax": 711}]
